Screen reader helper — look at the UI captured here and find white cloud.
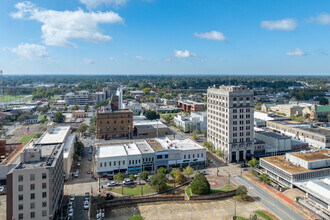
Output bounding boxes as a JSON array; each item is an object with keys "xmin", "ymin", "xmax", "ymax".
[
  {"xmin": 80, "ymin": 0, "xmax": 129, "ymax": 9},
  {"xmin": 261, "ymin": 18, "xmax": 297, "ymax": 31},
  {"xmin": 136, "ymin": 56, "xmax": 150, "ymax": 61},
  {"xmin": 11, "ymin": 1, "xmax": 123, "ymax": 47},
  {"xmin": 10, "ymin": 43, "xmax": 49, "ymax": 60},
  {"xmin": 174, "ymin": 50, "xmax": 197, "ymax": 58},
  {"xmin": 83, "ymin": 58, "xmax": 95, "ymax": 64},
  {"xmin": 109, "ymin": 57, "xmax": 117, "ymax": 62},
  {"xmin": 286, "ymin": 48, "xmax": 307, "ymax": 56},
  {"xmin": 310, "ymin": 13, "xmax": 330, "ymax": 25},
  {"xmin": 194, "ymin": 31, "xmax": 227, "ymax": 41}
]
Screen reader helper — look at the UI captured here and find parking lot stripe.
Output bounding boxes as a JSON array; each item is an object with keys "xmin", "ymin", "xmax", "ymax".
[
  {"xmin": 206, "ymin": 202, "xmax": 218, "ymax": 209},
  {"xmin": 163, "ymin": 204, "xmax": 176, "ymax": 212},
  {"xmin": 125, "ymin": 207, "xmax": 137, "ymax": 214},
  {"xmin": 117, "ymin": 208, "xmax": 128, "ymax": 216},
  {"xmin": 172, "ymin": 204, "xmax": 185, "ymax": 211},
  {"xmin": 143, "ymin": 205, "xmax": 158, "ymax": 213},
  {"xmin": 198, "ymin": 203, "xmax": 210, "ymax": 210}
]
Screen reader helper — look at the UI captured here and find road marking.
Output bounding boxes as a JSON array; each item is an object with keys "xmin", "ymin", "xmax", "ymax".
[
  {"xmin": 125, "ymin": 207, "xmax": 137, "ymax": 214},
  {"xmin": 164, "ymin": 204, "xmax": 176, "ymax": 212},
  {"xmin": 232, "ymin": 175, "xmax": 293, "ymax": 220},
  {"xmin": 117, "ymin": 208, "xmax": 128, "ymax": 216},
  {"xmin": 172, "ymin": 204, "xmax": 185, "ymax": 211},
  {"xmin": 142, "ymin": 205, "xmax": 157, "ymax": 213},
  {"xmin": 198, "ymin": 203, "xmax": 210, "ymax": 210},
  {"xmin": 206, "ymin": 202, "xmax": 218, "ymax": 208}
]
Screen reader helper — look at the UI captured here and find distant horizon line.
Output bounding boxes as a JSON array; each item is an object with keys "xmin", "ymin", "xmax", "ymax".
[{"xmin": 3, "ymin": 73, "xmax": 330, "ymax": 77}]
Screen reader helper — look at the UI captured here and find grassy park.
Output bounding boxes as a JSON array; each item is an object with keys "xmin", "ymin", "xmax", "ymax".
[
  {"xmin": 111, "ymin": 183, "xmax": 175, "ymax": 196},
  {"xmin": 186, "ymin": 185, "xmax": 235, "ymax": 197}
]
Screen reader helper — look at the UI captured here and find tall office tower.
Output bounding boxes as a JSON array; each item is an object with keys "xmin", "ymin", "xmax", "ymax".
[{"xmin": 207, "ymin": 85, "xmax": 254, "ymax": 163}]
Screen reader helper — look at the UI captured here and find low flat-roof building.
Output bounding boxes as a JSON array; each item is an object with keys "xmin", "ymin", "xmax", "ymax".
[
  {"xmin": 267, "ymin": 120, "xmax": 330, "ymax": 149},
  {"xmin": 260, "ymin": 149, "xmax": 330, "ymax": 188},
  {"xmin": 133, "ymin": 120, "xmax": 171, "ymax": 138},
  {"xmin": 177, "ymin": 100, "xmax": 205, "ymax": 112},
  {"xmin": 174, "ymin": 111, "xmax": 207, "ymax": 132}
]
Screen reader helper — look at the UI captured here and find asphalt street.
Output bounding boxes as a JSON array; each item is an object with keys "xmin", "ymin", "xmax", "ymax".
[{"xmin": 231, "ymin": 175, "xmax": 304, "ymax": 220}]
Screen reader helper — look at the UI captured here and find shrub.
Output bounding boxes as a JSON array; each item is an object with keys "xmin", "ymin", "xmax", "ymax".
[{"xmin": 190, "ymin": 172, "xmax": 210, "ymax": 195}]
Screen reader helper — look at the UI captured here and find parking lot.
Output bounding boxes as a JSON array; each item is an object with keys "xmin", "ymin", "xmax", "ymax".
[{"xmin": 105, "ymin": 198, "xmax": 265, "ymax": 220}]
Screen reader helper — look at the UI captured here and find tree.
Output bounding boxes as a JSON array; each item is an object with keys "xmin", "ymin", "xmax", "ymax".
[
  {"xmin": 74, "ymin": 142, "xmax": 84, "ymax": 152},
  {"xmin": 71, "ymin": 105, "xmax": 79, "ymax": 111},
  {"xmin": 143, "ymin": 88, "xmax": 151, "ymax": 95},
  {"xmin": 170, "ymin": 168, "xmax": 180, "ymax": 179},
  {"xmin": 203, "ymin": 141, "xmax": 213, "ymax": 151},
  {"xmin": 17, "ymin": 114, "xmax": 28, "ymax": 122},
  {"xmin": 88, "ymin": 124, "xmax": 96, "ymax": 134},
  {"xmin": 77, "ymin": 123, "xmax": 88, "ymax": 133},
  {"xmin": 248, "ymin": 158, "xmax": 259, "ymax": 168},
  {"xmin": 157, "ymin": 167, "xmax": 167, "ymax": 175},
  {"xmin": 191, "ymin": 130, "xmax": 199, "ymax": 140},
  {"xmin": 150, "ymin": 172, "xmax": 167, "ymax": 192},
  {"xmin": 114, "ymin": 172, "xmax": 124, "ymax": 182},
  {"xmin": 145, "ymin": 110, "xmax": 160, "ymax": 120},
  {"xmin": 236, "ymin": 186, "xmax": 248, "ymax": 200},
  {"xmin": 190, "ymin": 172, "xmax": 210, "ymax": 195},
  {"xmin": 183, "ymin": 166, "xmax": 194, "ymax": 178},
  {"xmin": 140, "ymin": 171, "xmax": 148, "ymax": 181},
  {"xmin": 72, "ymin": 153, "xmax": 79, "ymax": 162},
  {"xmin": 259, "ymin": 173, "xmax": 271, "ymax": 184},
  {"xmin": 175, "ymin": 171, "xmax": 185, "ymax": 185},
  {"xmin": 54, "ymin": 112, "xmax": 64, "ymax": 123},
  {"xmin": 162, "ymin": 114, "xmax": 171, "ymax": 123},
  {"xmin": 84, "ymin": 104, "xmax": 89, "ymax": 112},
  {"xmin": 129, "ymin": 174, "xmax": 136, "ymax": 181}
]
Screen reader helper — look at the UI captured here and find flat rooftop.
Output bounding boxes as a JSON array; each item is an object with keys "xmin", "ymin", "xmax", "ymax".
[
  {"xmin": 147, "ymin": 139, "xmax": 164, "ymax": 152},
  {"xmin": 156, "ymin": 137, "xmax": 205, "ymax": 151},
  {"xmin": 257, "ymin": 131, "xmax": 290, "ymax": 140},
  {"xmin": 125, "ymin": 143, "xmax": 141, "ymax": 155},
  {"xmin": 36, "ymin": 126, "xmax": 71, "ymax": 145},
  {"xmin": 63, "ymin": 134, "xmax": 76, "ymax": 159},
  {"xmin": 135, "ymin": 141, "xmax": 154, "ymax": 154},
  {"xmin": 297, "ymin": 127, "xmax": 330, "ymax": 137},
  {"xmin": 289, "ymin": 149, "xmax": 330, "ymax": 161},
  {"xmin": 97, "ymin": 144, "xmax": 127, "ymax": 158},
  {"xmin": 262, "ymin": 154, "xmax": 330, "ymax": 174}
]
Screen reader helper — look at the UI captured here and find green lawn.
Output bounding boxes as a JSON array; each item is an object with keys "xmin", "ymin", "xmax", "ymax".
[
  {"xmin": 233, "ymin": 217, "xmax": 247, "ymax": 220},
  {"xmin": 111, "ymin": 183, "xmax": 174, "ymax": 196},
  {"xmin": 186, "ymin": 185, "xmax": 235, "ymax": 197},
  {"xmin": 0, "ymin": 95, "xmax": 26, "ymax": 103},
  {"xmin": 40, "ymin": 115, "xmax": 46, "ymax": 120},
  {"xmin": 255, "ymin": 211, "xmax": 273, "ymax": 220},
  {"xmin": 19, "ymin": 134, "xmax": 40, "ymax": 145}
]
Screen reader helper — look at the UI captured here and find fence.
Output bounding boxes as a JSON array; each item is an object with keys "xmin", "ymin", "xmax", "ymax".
[{"xmin": 189, "ymin": 190, "xmax": 236, "ymax": 200}]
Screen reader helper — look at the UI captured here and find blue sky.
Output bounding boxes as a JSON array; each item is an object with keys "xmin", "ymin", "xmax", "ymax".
[{"xmin": 1, "ymin": 0, "xmax": 330, "ymax": 75}]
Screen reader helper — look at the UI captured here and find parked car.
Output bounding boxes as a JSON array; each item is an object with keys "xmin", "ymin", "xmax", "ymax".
[
  {"xmin": 70, "ymin": 194, "xmax": 75, "ymax": 201},
  {"xmin": 77, "ymin": 162, "xmax": 80, "ymax": 167},
  {"xmin": 88, "ymin": 155, "xmax": 92, "ymax": 161},
  {"xmin": 202, "ymin": 170, "xmax": 209, "ymax": 175},
  {"xmin": 107, "ymin": 181, "xmax": 118, "ymax": 187},
  {"xmin": 74, "ymin": 172, "xmax": 79, "ymax": 178},
  {"xmin": 0, "ymin": 186, "xmax": 6, "ymax": 192},
  {"xmin": 68, "ymin": 208, "xmax": 74, "ymax": 217},
  {"xmin": 105, "ymin": 193, "xmax": 114, "ymax": 200},
  {"xmin": 107, "ymin": 176, "xmax": 114, "ymax": 180},
  {"xmin": 85, "ymin": 192, "xmax": 90, "ymax": 198},
  {"xmin": 123, "ymin": 179, "xmax": 134, "ymax": 185},
  {"xmin": 134, "ymin": 173, "xmax": 140, "ymax": 178},
  {"xmin": 86, "ymin": 169, "xmax": 91, "ymax": 174},
  {"xmin": 240, "ymin": 164, "xmax": 248, "ymax": 168},
  {"xmin": 146, "ymin": 178, "xmax": 151, "ymax": 182},
  {"xmin": 84, "ymin": 201, "xmax": 89, "ymax": 210}
]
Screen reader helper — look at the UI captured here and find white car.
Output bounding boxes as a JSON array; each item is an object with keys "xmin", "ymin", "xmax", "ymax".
[
  {"xmin": 77, "ymin": 162, "xmax": 80, "ymax": 167},
  {"xmin": 70, "ymin": 194, "xmax": 75, "ymax": 201},
  {"xmin": 0, "ymin": 186, "xmax": 5, "ymax": 192},
  {"xmin": 68, "ymin": 209, "xmax": 74, "ymax": 217},
  {"xmin": 84, "ymin": 201, "xmax": 89, "ymax": 210},
  {"xmin": 107, "ymin": 181, "xmax": 118, "ymax": 187}
]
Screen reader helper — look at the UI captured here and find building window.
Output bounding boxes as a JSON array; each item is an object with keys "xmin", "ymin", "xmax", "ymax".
[
  {"xmin": 184, "ymin": 155, "xmax": 186, "ymax": 159},
  {"xmin": 165, "ymin": 155, "xmax": 168, "ymax": 159},
  {"xmin": 139, "ymin": 159, "xmax": 141, "ymax": 163},
  {"xmin": 100, "ymin": 163, "xmax": 102, "ymax": 167},
  {"xmin": 157, "ymin": 155, "xmax": 162, "ymax": 159},
  {"xmin": 42, "ymin": 192, "xmax": 47, "ymax": 198},
  {"xmin": 18, "ymin": 204, "xmax": 23, "ymax": 210},
  {"xmin": 123, "ymin": 161, "xmax": 125, "ymax": 165},
  {"xmin": 30, "ymin": 202, "xmax": 35, "ymax": 209},
  {"xmin": 114, "ymin": 161, "xmax": 116, "ymax": 166},
  {"xmin": 129, "ymin": 160, "xmax": 131, "ymax": 165},
  {"xmin": 30, "ymin": 174, "xmax": 35, "ymax": 181},
  {"xmin": 18, "ymin": 195, "xmax": 23, "ymax": 201},
  {"xmin": 18, "ymin": 175, "xmax": 23, "ymax": 182},
  {"xmin": 18, "ymin": 214, "xmax": 23, "ymax": 220},
  {"xmin": 188, "ymin": 155, "xmax": 190, "ymax": 159},
  {"xmin": 201, "ymin": 153, "xmax": 203, "ymax": 157},
  {"xmin": 30, "ymin": 184, "xmax": 35, "ymax": 190},
  {"xmin": 30, "ymin": 212, "xmax": 35, "ymax": 219},
  {"xmin": 42, "ymin": 210, "xmax": 47, "ymax": 217},
  {"xmin": 42, "ymin": 173, "xmax": 47, "ymax": 179},
  {"xmin": 104, "ymin": 162, "xmax": 107, "ymax": 167},
  {"xmin": 118, "ymin": 161, "xmax": 121, "ymax": 166},
  {"xmin": 31, "ymin": 193, "xmax": 35, "ymax": 200},
  {"xmin": 42, "ymin": 201, "xmax": 47, "ymax": 207},
  {"xmin": 197, "ymin": 154, "xmax": 199, "ymax": 157},
  {"xmin": 109, "ymin": 161, "xmax": 111, "ymax": 166},
  {"xmin": 42, "ymin": 183, "xmax": 46, "ymax": 189},
  {"xmin": 18, "ymin": 185, "xmax": 23, "ymax": 191}
]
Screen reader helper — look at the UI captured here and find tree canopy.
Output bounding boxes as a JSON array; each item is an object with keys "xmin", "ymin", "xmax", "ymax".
[
  {"xmin": 54, "ymin": 112, "xmax": 64, "ymax": 123},
  {"xmin": 190, "ymin": 172, "xmax": 210, "ymax": 195},
  {"xmin": 145, "ymin": 110, "xmax": 160, "ymax": 120}
]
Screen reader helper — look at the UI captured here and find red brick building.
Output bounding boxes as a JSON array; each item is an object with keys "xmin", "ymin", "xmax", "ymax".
[{"xmin": 177, "ymin": 100, "xmax": 205, "ymax": 112}]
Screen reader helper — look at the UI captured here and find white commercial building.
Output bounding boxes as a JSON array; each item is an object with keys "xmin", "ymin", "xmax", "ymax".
[
  {"xmin": 174, "ymin": 111, "xmax": 207, "ymax": 132},
  {"xmin": 207, "ymin": 85, "xmax": 254, "ymax": 162}
]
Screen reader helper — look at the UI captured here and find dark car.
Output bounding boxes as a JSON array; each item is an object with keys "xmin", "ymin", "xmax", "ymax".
[
  {"xmin": 107, "ymin": 176, "xmax": 114, "ymax": 180},
  {"xmin": 240, "ymin": 164, "xmax": 248, "ymax": 168},
  {"xmin": 105, "ymin": 193, "xmax": 114, "ymax": 200}
]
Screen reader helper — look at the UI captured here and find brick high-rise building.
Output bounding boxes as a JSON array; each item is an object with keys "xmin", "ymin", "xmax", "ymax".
[
  {"xmin": 207, "ymin": 85, "xmax": 254, "ymax": 162},
  {"xmin": 96, "ymin": 106, "xmax": 133, "ymax": 139}
]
